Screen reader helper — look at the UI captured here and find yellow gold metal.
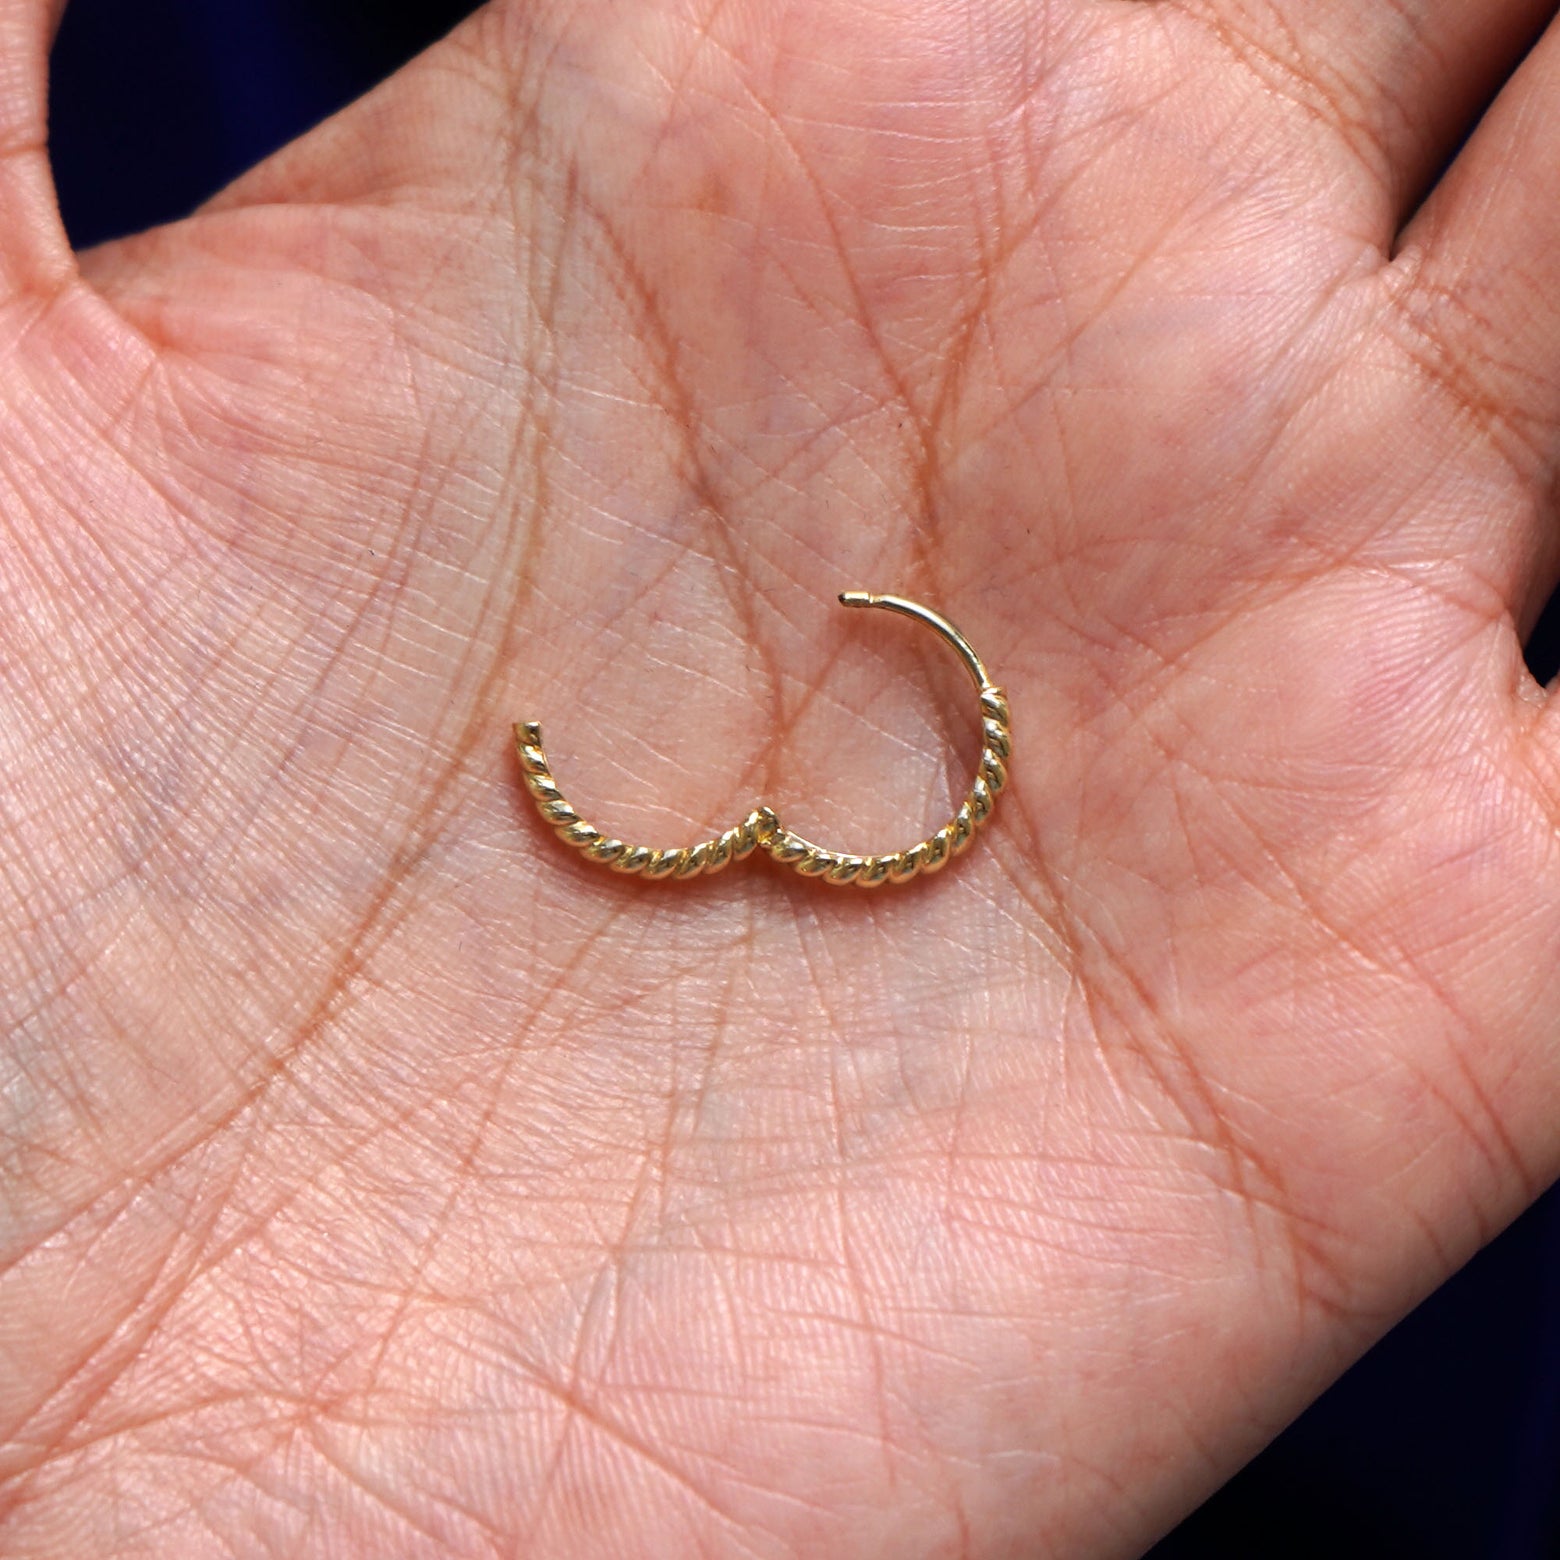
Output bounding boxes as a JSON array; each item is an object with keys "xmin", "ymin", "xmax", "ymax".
[
  {"xmin": 514, "ymin": 723, "xmax": 773, "ymax": 880},
  {"xmin": 515, "ymin": 591, "xmax": 1010, "ymax": 888}
]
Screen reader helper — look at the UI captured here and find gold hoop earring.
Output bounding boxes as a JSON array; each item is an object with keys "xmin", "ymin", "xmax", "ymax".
[{"xmin": 514, "ymin": 592, "xmax": 1010, "ymax": 888}]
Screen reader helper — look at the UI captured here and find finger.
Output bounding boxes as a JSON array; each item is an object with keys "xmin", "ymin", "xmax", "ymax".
[
  {"xmin": 1383, "ymin": 15, "xmax": 1560, "ymax": 629},
  {"xmin": 0, "ymin": 0, "xmax": 73, "ymax": 302},
  {"xmin": 1157, "ymin": 0, "xmax": 1556, "ymax": 223}
]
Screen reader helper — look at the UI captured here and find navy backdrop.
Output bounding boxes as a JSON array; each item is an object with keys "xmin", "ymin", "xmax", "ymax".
[{"xmin": 44, "ymin": 0, "xmax": 1560, "ymax": 1551}]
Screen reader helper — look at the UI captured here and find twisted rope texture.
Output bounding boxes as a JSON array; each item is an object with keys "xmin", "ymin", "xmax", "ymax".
[
  {"xmin": 759, "ymin": 685, "xmax": 1011, "ymax": 887},
  {"xmin": 514, "ymin": 684, "xmax": 1010, "ymax": 889},
  {"xmin": 515, "ymin": 723, "xmax": 772, "ymax": 879}
]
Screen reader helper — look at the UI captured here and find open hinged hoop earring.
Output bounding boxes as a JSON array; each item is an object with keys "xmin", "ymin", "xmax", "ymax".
[{"xmin": 515, "ymin": 592, "xmax": 1011, "ymax": 888}]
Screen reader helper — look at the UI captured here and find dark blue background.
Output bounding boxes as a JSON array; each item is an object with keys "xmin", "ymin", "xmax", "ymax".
[{"xmin": 45, "ymin": 0, "xmax": 1560, "ymax": 1550}]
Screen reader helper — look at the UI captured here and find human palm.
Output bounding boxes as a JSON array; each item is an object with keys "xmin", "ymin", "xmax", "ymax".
[{"xmin": 5, "ymin": 0, "xmax": 1560, "ymax": 1552}]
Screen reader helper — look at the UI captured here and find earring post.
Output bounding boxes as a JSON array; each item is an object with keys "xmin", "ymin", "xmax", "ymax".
[{"xmin": 838, "ymin": 590, "xmax": 991, "ymax": 690}]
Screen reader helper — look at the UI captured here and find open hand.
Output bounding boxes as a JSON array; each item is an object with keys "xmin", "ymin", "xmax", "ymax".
[{"xmin": 5, "ymin": 0, "xmax": 1560, "ymax": 1553}]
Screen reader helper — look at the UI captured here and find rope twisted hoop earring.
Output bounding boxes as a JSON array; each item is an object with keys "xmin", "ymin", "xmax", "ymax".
[
  {"xmin": 758, "ymin": 592, "xmax": 1011, "ymax": 886},
  {"xmin": 515, "ymin": 591, "xmax": 1011, "ymax": 889},
  {"xmin": 512, "ymin": 731, "xmax": 773, "ymax": 882}
]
